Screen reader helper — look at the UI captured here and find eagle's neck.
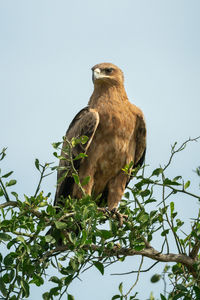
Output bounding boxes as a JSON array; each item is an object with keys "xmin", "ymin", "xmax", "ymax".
[{"xmin": 88, "ymin": 83, "xmax": 128, "ymax": 107}]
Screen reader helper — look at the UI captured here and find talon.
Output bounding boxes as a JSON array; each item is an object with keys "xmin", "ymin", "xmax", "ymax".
[
  {"xmin": 110, "ymin": 208, "xmax": 117, "ymax": 215},
  {"xmin": 109, "ymin": 208, "xmax": 124, "ymax": 227},
  {"xmin": 116, "ymin": 212, "xmax": 124, "ymax": 227},
  {"xmin": 105, "ymin": 208, "xmax": 112, "ymax": 215}
]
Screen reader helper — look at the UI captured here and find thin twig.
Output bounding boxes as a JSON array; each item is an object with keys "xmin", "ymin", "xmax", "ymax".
[
  {"xmin": 34, "ymin": 164, "xmax": 47, "ymax": 198},
  {"xmin": 0, "ymin": 178, "xmax": 10, "ymax": 202},
  {"xmin": 123, "ymin": 256, "xmax": 144, "ymax": 297},
  {"xmin": 156, "ymin": 182, "xmax": 200, "ymax": 201},
  {"xmin": 111, "ymin": 261, "xmax": 159, "ymax": 276},
  {"xmin": 163, "ymin": 136, "xmax": 200, "ymax": 171}
]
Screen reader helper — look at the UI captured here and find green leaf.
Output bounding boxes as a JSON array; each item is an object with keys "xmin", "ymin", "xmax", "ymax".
[
  {"xmin": 151, "ymin": 274, "xmax": 161, "ymax": 283},
  {"xmin": 42, "ymin": 292, "xmax": 49, "ymax": 300},
  {"xmin": 64, "ymin": 275, "xmax": 73, "ymax": 285},
  {"xmin": 72, "ymin": 173, "xmax": 80, "ymax": 185},
  {"xmin": 54, "ymin": 221, "xmax": 68, "ymax": 230},
  {"xmin": 68, "ymin": 294, "xmax": 75, "ymax": 300},
  {"xmin": 176, "ymin": 284, "xmax": 187, "ymax": 292},
  {"xmin": 0, "ymin": 148, "xmax": 7, "ymax": 161},
  {"xmin": 152, "ymin": 168, "xmax": 163, "ymax": 176},
  {"xmin": 52, "ymin": 142, "xmax": 62, "ymax": 149},
  {"xmin": 68, "ymin": 232, "xmax": 76, "ymax": 244},
  {"xmin": 170, "ymin": 202, "xmax": 174, "ymax": 217},
  {"xmin": 45, "ymin": 235, "xmax": 56, "ymax": 244},
  {"xmin": 49, "ymin": 276, "xmax": 62, "ymax": 285},
  {"xmin": 140, "ymin": 189, "xmax": 150, "ymax": 197},
  {"xmin": 145, "ymin": 198, "xmax": 156, "ymax": 204},
  {"xmin": 93, "ymin": 261, "xmax": 104, "ymax": 275},
  {"xmin": 16, "ymin": 236, "xmax": 25, "ymax": 243},
  {"xmin": 80, "ymin": 230, "xmax": 87, "ymax": 245},
  {"xmin": 2, "ymin": 171, "xmax": 13, "ymax": 178},
  {"xmin": 81, "ymin": 176, "xmax": 90, "ymax": 186},
  {"xmin": 172, "ymin": 264, "xmax": 182, "ymax": 275},
  {"xmin": 80, "ymin": 135, "xmax": 89, "ymax": 144},
  {"xmin": 0, "ymin": 232, "xmax": 12, "ymax": 241},
  {"xmin": 4, "ymin": 253, "xmax": 16, "ymax": 266},
  {"xmin": 99, "ymin": 229, "xmax": 113, "ymax": 239},
  {"xmin": 6, "ymin": 179, "xmax": 17, "ymax": 187},
  {"xmin": 118, "ymin": 282, "xmax": 123, "ymax": 294},
  {"xmin": 161, "ymin": 229, "xmax": 169, "ymax": 236},
  {"xmin": 35, "ymin": 158, "xmax": 40, "ymax": 170},
  {"xmin": 160, "ymin": 294, "xmax": 167, "ymax": 300},
  {"xmin": 172, "ymin": 292, "xmax": 185, "ymax": 300},
  {"xmin": 9, "ymin": 296, "xmax": 17, "ymax": 300},
  {"xmin": 53, "ymin": 152, "xmax": 58, "ymax": 158},
  {"xmin": 124, "ymin": 192, "xmax": 130, "ymax": 199},
  {"xmin": 74, "ymin": 153, "xmax": 87, "ymax": 160},
  {"xmin": 184, "ymin": 180, "xmax": 190, "ymax": 189},
  {"xmin": 111, "ymin": 296, "xmax": 121, "ymax": 300},
  {"xmin": 163, "ymin": 178, "xmax": 181, "ymax": 186},
  {"xmin": 38, "ymin": 201, "xmax": 47, "ymax": 207},
  {"xmin": 0, "ymin": 277, "xmax": 7, "ymax": 297},
  {"xmin": 2, "ymin": 273, "xmax": 10, "ymax": 284},
  {"xmin": 138, "ymin": 212, "xmax": 149, "ymax": 223},
  {"xmin": 134, "ymin": 243, "xmax": 145, "ymax": 251},
  {"xmin": 0, "ymin": 188, "xmax": 3, "ymax": 196},
  {"xmin": 173, "ymin": 176, "xmax": 182, "ymax": 181},
  {"xmin": 49, "ymin": 287, "xmax": 60, "ymax": 296},
  {"xmin": 194, "ymin": 286, "xmax": 200, "ymax": 298},
  {"xmin": 30, "ymin": 274, "xmax": 44, "ymax": 286},
  {"xmin": 11, "ymin": 191, "xmax": 18, "ymax": 199}
]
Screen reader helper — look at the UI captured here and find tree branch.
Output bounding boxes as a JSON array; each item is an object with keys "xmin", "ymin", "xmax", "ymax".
[
  {"xmin": 43, "ymin": 243, "xmax": 197, "ymax": 276},
  {"xmin": 0, "ymin": 201, "xmax": 18, "ymax": 209},
  {"xmin": 0, "ymin": 201, "xmax": 51, "ymax": 223}
]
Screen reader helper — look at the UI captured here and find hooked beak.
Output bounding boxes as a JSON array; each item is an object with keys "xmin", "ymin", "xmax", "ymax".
[{"xmin": 92, "ymin": 68, "xmax": 101, "ymax": 83}]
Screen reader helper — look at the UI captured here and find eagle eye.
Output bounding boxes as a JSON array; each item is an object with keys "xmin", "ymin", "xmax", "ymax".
[{"xmin": 105, "ymin": 68, "xmax": 113, "ymax": 74}]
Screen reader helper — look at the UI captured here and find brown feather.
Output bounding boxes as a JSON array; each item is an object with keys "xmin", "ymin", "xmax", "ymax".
[{"xmin": 55, "ymin": 107, "xmax": 99, "ymax": 204}]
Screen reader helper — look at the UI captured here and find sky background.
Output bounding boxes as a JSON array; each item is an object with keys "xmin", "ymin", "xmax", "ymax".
[{"xmin": 0, "ymin": 0, "xmax": 200, "ymax": 299}]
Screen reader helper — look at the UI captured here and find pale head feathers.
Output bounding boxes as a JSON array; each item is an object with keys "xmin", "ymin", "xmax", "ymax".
[{"xmin": 91, "ymin": 63, "xmax": 124, "ymax": 86}]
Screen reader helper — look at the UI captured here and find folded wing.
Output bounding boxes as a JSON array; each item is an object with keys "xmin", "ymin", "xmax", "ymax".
[{"xmin": 55, "ymin": 107, "xmax": 99, "ymax": 205}]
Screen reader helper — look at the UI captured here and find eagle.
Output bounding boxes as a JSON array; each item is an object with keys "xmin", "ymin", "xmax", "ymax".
[{"xmin": 55, "ymin": 63, "xmax": 146, "ymax": 211}]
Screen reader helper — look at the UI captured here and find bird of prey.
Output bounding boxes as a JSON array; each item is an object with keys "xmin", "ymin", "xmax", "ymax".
[{"xmin": 55, "ymin": 63, "xmax": 146, "ymax": 211}]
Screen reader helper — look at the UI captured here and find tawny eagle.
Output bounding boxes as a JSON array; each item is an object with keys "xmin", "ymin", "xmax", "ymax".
[{"xmin": 55, "ymin": 63, "xmax": 146, "ymax": 210}]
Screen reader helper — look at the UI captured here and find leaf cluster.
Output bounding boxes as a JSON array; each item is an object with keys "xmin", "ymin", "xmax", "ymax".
[{"xmin": 0, "ymin": 138, "xmax": 200, "ymax": 299}]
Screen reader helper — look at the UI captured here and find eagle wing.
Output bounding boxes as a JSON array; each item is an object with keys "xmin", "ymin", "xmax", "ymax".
[
  {"xmin": 125, "ymin": 114, "xmax": 146, "ymax": 189},
  {"xmin": 55, "ymin": 106, "xmax": 99, "ymax": 204},
  {"xmin": 134, "ymin": 114, "xmax": 146, "ymax": 168}
]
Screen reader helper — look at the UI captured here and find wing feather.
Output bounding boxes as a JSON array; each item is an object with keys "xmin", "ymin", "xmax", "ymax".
[
  {"xmin": 125, "ymin": 115, "xmax": 146, "ymax": 188},
  {"xmin": 134, "ymin": 115, "xmax": 146, "ymax": 168},
  {"xmin": 55, "ymin": 106, "xmax": 99, "ymax": 204}
]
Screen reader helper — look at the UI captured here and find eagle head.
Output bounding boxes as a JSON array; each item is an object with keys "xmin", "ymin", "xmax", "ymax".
[{"xmin": 91, "ymin": 63, "xmax": 124, "ymax": 86}]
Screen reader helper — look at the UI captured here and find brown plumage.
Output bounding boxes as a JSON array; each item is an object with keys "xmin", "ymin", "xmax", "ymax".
[{"xmin": 55, "ymin": 63, "xmax": 146, "ymax": 210}]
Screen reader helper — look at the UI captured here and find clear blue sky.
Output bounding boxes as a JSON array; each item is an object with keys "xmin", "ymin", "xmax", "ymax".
[{"xmin": 0, "ymin": 1, "xmax": 200, "ymax": 299}]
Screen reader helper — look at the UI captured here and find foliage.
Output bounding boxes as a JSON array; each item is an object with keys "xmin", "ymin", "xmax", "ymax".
[{"xmin": 0, "ymin": 138, "xmax": 200, "ymax": 300}]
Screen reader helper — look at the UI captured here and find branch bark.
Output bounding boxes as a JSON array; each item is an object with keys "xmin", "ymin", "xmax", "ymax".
[{"xmin": 43, "ymin": 243, "xmax": 198, "ymax": 277}]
